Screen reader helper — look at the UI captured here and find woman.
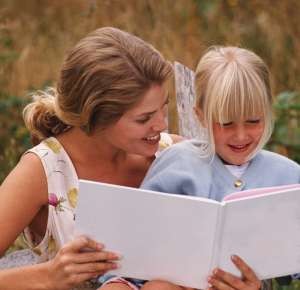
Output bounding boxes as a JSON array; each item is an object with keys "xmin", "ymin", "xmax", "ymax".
[{"xmin": 0, "ymin": 27, "xmax": 175, "ymax": 290}]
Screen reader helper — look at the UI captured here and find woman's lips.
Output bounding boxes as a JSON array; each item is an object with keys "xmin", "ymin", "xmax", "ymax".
[{"xmin": 143, "ymin": 134, "xmax": 161, "ymax": 145}]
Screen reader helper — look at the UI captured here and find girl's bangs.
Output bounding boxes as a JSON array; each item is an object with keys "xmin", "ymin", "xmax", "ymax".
[{"xmin": 211, "ymin": 70, "xmax": 267, "ymax": 124}]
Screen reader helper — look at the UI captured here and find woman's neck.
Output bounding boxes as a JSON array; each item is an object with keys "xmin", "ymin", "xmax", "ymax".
[
  {"xmin": 57, "ymin": 127, "xmax": 126, "ymax": 165},
  {"xmin": 56, "ymin": 127, "xmax": 151, "ymax": 187}
]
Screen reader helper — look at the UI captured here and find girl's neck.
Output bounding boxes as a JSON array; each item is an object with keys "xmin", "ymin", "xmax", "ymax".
[{"xmin": 217, "ymin": 154, "xmax": 248, "ymax": 166}]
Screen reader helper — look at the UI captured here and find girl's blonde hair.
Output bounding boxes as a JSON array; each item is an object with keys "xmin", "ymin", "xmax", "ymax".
[
  {"xmin": 195, "ymin": 46, "xmax": 273, "ymax": 159},
  {"xmin": 23, "ymin": 27, "xmax": 172, "ymax": 145}
]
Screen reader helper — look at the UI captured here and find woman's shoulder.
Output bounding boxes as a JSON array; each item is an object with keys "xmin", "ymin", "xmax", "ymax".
[
  {"xmin": 1, "ymin": 146, "xmax": 49, "ymax": 209},
  {"xmin": 157, "ymin": 132, "xmax": 182, "ymax": 152},
  {"xmin": 28, "ymin": 137, "xmax": 65, "ymax": 157}
]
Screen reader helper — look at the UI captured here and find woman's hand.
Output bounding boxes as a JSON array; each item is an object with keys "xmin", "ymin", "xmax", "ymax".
[
  {"xmin": 45, "ymin": 236, "xmax": 120, "ymax": 290},
  {"xmin": 207, "ymin": 255, "xmax": 261, "ymax": 290}
]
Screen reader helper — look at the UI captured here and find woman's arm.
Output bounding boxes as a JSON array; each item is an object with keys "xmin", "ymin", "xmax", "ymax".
[
  {"xmin": 0, "ymin": 154, "xmax": 119, "ymax": 289},
  {"xmin": 0, "ymin": 237, "xmax": 119, "ymax": 290},
  {"xmin": 0, "ymin": 153, "xmax": 48, "ymax": 255}
]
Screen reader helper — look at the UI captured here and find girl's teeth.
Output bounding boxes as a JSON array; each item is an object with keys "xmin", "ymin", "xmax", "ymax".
[{"xmin": 233, "ymin": 144, "xmax": 246, "ymax": 148}]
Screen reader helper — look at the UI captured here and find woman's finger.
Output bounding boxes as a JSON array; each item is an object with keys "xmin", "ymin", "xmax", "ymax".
[
  {"xmin": 68, "ymin": 260, "xmax": 119, "ymax": 274},
  {"xmin": 71, "ymin": 235, "xmax": 104, "ymax": 252},
  {"xmin": 73, "ymin": 250, "xmax": 121, "ymax": 264},
  {"xmin": 65, "ymin": 271, "xmax": 102, "ymax": 286}
]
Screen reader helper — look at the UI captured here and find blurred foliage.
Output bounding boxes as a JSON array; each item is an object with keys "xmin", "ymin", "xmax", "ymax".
[
  {"xmin": 268, "ymin": 92, "xmax": 300, "ymax": 163},
  {"xmin": 0, "ymin": 0, "xmax": 298, "ymax": 182},
  {"xmin": 0, "ymin": 94, "xmax": 31, "ymax": 183},
  {"xmin": 273, "ymin": 278, "xmax": 300, "ymax": 290}
]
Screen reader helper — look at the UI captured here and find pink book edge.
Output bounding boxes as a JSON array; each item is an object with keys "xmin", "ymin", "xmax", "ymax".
[{"xmin": 223, "ymin": 184, "xmax": 300, "ymax": 201}]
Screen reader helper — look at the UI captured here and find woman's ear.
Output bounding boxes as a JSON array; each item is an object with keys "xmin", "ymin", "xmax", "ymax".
[{"xmin": 194, "ymin": 107, "xmax": 205, "ymax": 126}]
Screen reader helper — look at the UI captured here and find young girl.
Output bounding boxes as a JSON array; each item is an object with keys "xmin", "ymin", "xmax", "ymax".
[{"xmin": 141, "ymin": 46, "xmax": 300, "ymax": 290}]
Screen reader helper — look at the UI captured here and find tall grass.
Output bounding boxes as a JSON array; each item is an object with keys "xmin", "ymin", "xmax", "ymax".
[{"xmin": 0, "ymin": 0, "xmax": 299, "ymax": 173}]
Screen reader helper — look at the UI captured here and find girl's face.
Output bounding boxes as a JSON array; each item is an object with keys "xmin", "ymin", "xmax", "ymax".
[
  {"xmin": 213, "ymin": 118, "xmax": 265, "ymax": 165},
  {"xmin": 100, "ymin": 84, "xmax": 169, "ymax": 157}
]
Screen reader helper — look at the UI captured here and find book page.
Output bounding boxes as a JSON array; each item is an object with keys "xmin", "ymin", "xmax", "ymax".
[
  {"xmin": 76, "ymin": 180, "xmax": 221, "ymax": 289},
  {"xmin": 219, "ymin": 187, "xmax": 300, "ymax": 279}
]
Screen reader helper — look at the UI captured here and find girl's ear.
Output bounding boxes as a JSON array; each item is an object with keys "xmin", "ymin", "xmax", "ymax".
[{"xmin": 194, "ymin": 107, "xmax": 205, "ymax": 126}]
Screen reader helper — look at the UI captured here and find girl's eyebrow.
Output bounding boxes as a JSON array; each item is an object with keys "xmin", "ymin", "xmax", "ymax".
[{"xmin": 136, "ymin": 94, "xmax": 169, "ymax": 117}]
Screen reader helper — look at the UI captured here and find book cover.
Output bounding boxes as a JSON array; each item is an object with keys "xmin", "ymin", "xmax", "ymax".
[{"xmin": 75, "ymin": 180, "xmax": 300, "ymax": 289}]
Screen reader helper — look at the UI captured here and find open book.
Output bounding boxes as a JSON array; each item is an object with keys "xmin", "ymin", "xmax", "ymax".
[{"xmin": 75, "ymin": 180, "xmax": 300, "ymax": 289}]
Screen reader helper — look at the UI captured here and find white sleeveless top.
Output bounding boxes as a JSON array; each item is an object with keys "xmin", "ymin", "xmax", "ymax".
[{"xmin": 23, "ymin": 133, "xmax": 173, "ymax": 262}]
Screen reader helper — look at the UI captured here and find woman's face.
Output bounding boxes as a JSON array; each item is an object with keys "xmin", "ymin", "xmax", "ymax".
[{"xmin": 100, "ymin": 84, "xmax": 169, "ymax": 157}]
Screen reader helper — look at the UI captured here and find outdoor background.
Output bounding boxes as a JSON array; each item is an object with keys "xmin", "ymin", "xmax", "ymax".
[{"xmin": 0, "ymin": 1, "xmax": 299, "ymax": 288}]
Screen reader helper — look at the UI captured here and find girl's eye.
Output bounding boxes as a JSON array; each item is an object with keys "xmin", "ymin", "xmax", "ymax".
[
  {"xmin": 246, "ymin": 119, "xmax": 261, "ymax": 124},
  {"xmin": 220, "ymin": 122, "xmax": 233, "ymax": 127}
]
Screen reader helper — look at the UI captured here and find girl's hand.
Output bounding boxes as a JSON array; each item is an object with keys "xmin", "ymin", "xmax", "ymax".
[
  {"xmin": 45, "ymin": 236, "xmax": 120, "ymax": 290},
  {"xmin": 207, "ymin": 255, "xmax": 261, "ymax": 290}
]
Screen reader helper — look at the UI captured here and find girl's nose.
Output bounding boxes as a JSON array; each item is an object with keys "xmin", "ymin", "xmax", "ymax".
[{"xmin": 234, "ymin": 124, "xmax": 248, "ymax": 141}]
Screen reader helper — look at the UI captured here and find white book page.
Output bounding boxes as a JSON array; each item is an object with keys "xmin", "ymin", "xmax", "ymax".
[
  {"xmin": 218, "ymin": 187, "xmax": 300, "ymax": 279},
  {"xmin": 76, "ymin": 180, "xmax": 221, "ymax": 289}
]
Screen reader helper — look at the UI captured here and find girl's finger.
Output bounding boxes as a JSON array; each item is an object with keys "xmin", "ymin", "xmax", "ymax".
[
  {"xmin": 212, "ymin": 268, "xmax": 245, "ymax": 290},
  {"xmin": 231, "ymin": 255, "xmax": 260, "ymax": 285},
  {"xmin": 208, "ymin": 275, "xmax": 234, "ymax": 290}
]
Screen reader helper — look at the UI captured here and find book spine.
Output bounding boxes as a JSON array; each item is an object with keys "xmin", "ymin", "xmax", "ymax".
[{"xmin": 209, "ymin": 202, "xmax": 226, "ymax": 272}]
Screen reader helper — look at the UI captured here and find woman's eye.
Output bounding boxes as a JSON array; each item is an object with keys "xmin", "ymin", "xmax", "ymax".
[{"xmin": 136, "ymin": 117, "xmax": 151, "ymax": 124}]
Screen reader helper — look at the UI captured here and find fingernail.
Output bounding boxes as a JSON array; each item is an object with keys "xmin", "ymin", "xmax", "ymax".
[
  {"xmin": 97, "ymin": 243, "xmax": 104, "ymax": 249},
  {"xmin": 114, "ymin": 253, "xmax": 122, "ymax": 259},
  {"xmin": 231, "ymin": 254, "xmax": 237, "ymax": 261},
  {"xmin": 112, "ymin": 263, "xmax": 119, "ymax": 269}
]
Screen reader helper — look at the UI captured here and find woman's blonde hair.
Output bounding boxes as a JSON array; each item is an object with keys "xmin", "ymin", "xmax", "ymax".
[
  {"xmin": 195, "ymin": 46, "xmax": 273, "ymax": 159},
  {"xmin": 24, "ymin": 27, "xmax": 172, "ymax": 144}
]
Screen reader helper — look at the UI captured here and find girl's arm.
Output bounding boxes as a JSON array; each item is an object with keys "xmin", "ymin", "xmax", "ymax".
[{"xmin": 0, "ymin": 154, "xmax": 119, "ymax": 289}]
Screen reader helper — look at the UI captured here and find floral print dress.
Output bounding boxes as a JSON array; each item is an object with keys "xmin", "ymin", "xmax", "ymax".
[
  {"xmin": 22, "ymin": 133, "xmax": 173, "ymax": 289},
  {"xmin": 23, "ymin": 137, "xmax": 79, "ymax": 261}
]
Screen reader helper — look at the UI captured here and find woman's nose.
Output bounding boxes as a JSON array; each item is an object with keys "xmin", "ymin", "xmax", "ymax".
[{"xmin": 152, "ymin": 111, "xmax": 168, "ymax": 132}]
